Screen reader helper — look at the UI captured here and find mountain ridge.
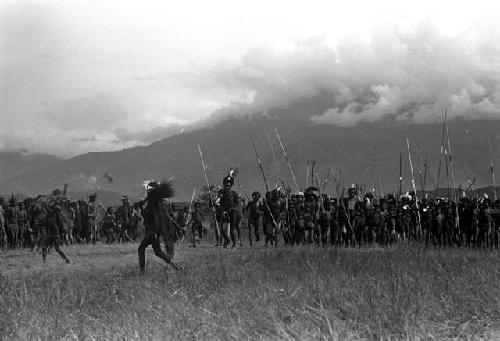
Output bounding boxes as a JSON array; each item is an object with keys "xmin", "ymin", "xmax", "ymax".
[{"xmin": 1, "ymin": 114, "xmax": 499, "ymax": 201}]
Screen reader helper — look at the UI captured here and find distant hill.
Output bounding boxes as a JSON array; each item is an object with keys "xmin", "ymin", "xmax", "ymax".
[
  {"xmin": 1, "ymin": 102, "xmax": 500, "ymax": 201},
  {"xmin": 0, "ymin": 152, "xmax": 63, "ymax": 185}
]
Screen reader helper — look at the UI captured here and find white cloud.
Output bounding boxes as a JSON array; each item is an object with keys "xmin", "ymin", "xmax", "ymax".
[
  {"xmin": 3, "ymin": 0, "xmax": 500, "ymax": 156},
  {"xmin": 195, "ymin": 21, "xmax": 500, "ymax": 126},
  {"xmin": 43, "ymin": 95, "xmax": 128, "ymax": 131}
]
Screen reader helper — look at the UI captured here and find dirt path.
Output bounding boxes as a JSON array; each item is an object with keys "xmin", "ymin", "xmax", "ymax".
[{"xmin": 0, "ymin": 242, "xmax": 240, "ymax": 278}]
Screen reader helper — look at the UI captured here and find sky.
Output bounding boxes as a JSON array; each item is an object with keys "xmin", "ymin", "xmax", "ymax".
[{"xmin": 2, "ymin": 0, "xmax": 500, "ymax": 157}]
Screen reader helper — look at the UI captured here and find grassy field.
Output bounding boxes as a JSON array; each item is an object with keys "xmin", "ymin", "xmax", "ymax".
[{"xmin": 1, "ymin": 243, "xmax": 500, "ymax": 340}]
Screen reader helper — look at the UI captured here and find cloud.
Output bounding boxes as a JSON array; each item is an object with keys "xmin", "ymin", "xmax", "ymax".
[
  {"xmin": 200, "ymin": 21, "xmax": 500, "ymax": 127},
  {"xmin": 3, "ymin": 2, "xmax": 500, "ymax": 157},
  {"xmin": 114, "ymin": 125, "xmax": 185, "ymax": 144},
  {"xmin": 43, "ymin": 95, "xmax": 128, "ymax": 131}
]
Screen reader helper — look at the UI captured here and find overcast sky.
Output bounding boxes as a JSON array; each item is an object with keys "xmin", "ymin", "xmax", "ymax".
[{"xmin": 2, "ymin": 0, "xmax": 500, "ymax": 157}]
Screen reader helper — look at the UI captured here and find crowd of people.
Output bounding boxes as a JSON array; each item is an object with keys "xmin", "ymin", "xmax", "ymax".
[
  {"xmin": 213, "ymin": 171, "xmax": 500, "ymax": 251},
  {"xmin": 0, "ymin": 191, "xmax": 134, "ymax": 253},
  {"xmin": 2, "ymin": 174, "xmax": 500, "ymax": 266}
]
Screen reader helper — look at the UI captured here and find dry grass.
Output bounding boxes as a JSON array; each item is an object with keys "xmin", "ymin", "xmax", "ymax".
[{"xmin": 1, "ymin": 244, "xmax": 500, "ymax": 340}]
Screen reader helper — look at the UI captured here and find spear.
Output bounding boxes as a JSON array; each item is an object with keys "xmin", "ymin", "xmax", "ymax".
[
  {"xmin": 311, "ymin": 161, "xmax": 316, "ymax": 190},
  {"xmin": 329, "ymin": 168, "xmax": 341, "ymax": 202},
  {"xmin": 444, "ymin": 147, "xmax": 450, "ymax": 198},
  {"xmin": 399, "ymin": 153, "xmax": 403, "ymax": 195},
  {"xmin": 407, "ymin": 138, "xmax": 422, "ymax": 236},
  {"xmin": 435, "ymin": 109, "xmax": 448, "ymax": 197},
  {"xmin": 419, "ymin": 170, "xmax": 424, "ymax": 196},
  {"xmin": 184, "ymin": 186, "xmax": 196, "ymax": 245},
  {"xmin": 464, "ymin": 177, "xmax": 476, "ymax": 193},
  {"xmin": 488, "ymin": 138, "xmax": 498, "ymax": 201},
  {"xmin": 250, "ymin": 136, "xmax": 280, "ymax": 234},
  {"xmin": 446, "ymin": 125, "xmax": 460, "ymax": 228},
  {"xmin": 315, "ymin": 173, "xmax": 323, "ymax": 206},
  {"xmin": 267, "ymin": 134, "xmax": 281, "ymax": 189},
  {"xmin": 250, "ymin": 135, "xmax": 270, "ymax": 192},
  {"xmin": 338, "ymin": 186, "xmax": 353, "ymax": 234},
  {"xmin": 338, "ymin": 168, "xmax": 342, "ymax": 200},
  {"xmin": 305, "ymin": 160, "xmax": 310, "ymax": 189},
  {"xmin": 188, "ymin": 186, "xmax": 196, "ymax": 217},
  {"xmin": 305, "ymin": 139, "xmax": 311, "ymax": 188},
  {"xmin": 423, "ymin": 159, "xmax": 428, "ymax": 196},
  {"xmin": 275, "ymin": 127, "xmax": 300, "ymax": 191},
  {"xmin": 446, "ymin": 125, "xmax": 457, "ymax": 202},
  {"xmin": 376, "ymin": 173, "xmax": 381, "ymax": 197},
  {"xmin": 322, "ymin": 175, "xmax": 329, "ymax": 193},
  {"xmin": 197, "ymin": 144, "xmax": 220, "ymax": 242}
]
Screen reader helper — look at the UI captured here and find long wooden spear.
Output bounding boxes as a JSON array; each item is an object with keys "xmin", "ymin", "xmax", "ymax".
[
  {"xmin": 464, "ymin": 177, "xmax": 476, "ymax": 193},
  {"xmin": 407, "ymin": 138, "xmax": 422, "ymax": 236},
  {"xmin": 399, "ymin": 153, "xmax": 403, "ymax": 194},
  {"xmin": 250, "ymin": 136, "xmax": 280, "ymax": 234},
  {"xmin": 488, "ymin": 138, "xmax": 498, "ymax": 201},
  {"xmin": 322, "ymin": 175, "xmax": 329, "ymax": 193},
  {"xmin": 329, "ymin": 168, "xmax": 342, "ymax": 202},
  {"xmin": 444, "ymin": 147, "xmax": 450, "ymax": 198},
  {"xmin": 305, "ymin": 138, "xmax": 311, "ymax": 189},
  {"xmin": 184, "ymin": 186, "xmax": 197, "ymax": 245},
  {"xmin": 446, "ymin": 125, "xmax": 457, "ymax": 201},
  {"xmin": 315, "ymin": 173, "xmax": 324, "ymax": 208},
  {"xmin": 267, "ymin": 134, "xmax": 281, "ymax": 189},
  {"xmin": 311, "ymin": 161, "xmax": 316, "ymax": 189},
  {"xmin": 275, "ymin": 127, "xmax": 300, "ymax": 191},
  {"xmin": 250, "ymin": 135, "xmax": 270, "ymax": 193},
  {"xmin": 306, "ymin": 160, "xmax": 310, "ymax": 189},
  {"xmin": 435, "ymin": 109, "xmax": 448, "ymax": 197},
  {"xmin": 423, "ymin": 158, "xmax": 428, "ymax": 196},
  {"xmin": 188, "ymin": 186, "xmax": 196, "ymax": 217},
  {"xmin": 197, "ymin": 144, "xmax": 220, "ymax": 242},
  {"xmin": 446, "ymin": 125, "xmax": 460, "ymax": 227}
]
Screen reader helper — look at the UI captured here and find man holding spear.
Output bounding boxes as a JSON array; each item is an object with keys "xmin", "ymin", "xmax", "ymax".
[
  {"xmin": 197, "ymin": 144, "xmax": 223, "ymax": 247},
  {"xmin": 216, "ymin": 170, "xmax": 240, "ymax": 249},
  {"xmin": 250, "ymin": 134, "xmax": 281, "ymax": 246}
]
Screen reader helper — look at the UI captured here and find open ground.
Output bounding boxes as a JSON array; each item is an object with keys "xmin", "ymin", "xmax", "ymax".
[{"xmin": 2, "ymin": 242, "xmax": 500, "ymax": 340}]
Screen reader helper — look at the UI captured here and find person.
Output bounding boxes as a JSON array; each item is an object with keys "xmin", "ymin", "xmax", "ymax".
[
  {"xmin": 87, "ymin": 193, "xmax": 98, "ymax": 244},
  {"xmin": 246, "ymin": 191, "xmax": 262, "ymax": 246},
  {"xmin": 136, "ymin": 180, "xmax": 181, "ymax": 273},
  {"xmin": 5, "ymin": 197, "xmax": 20, "ymax": 248},
  {"xmin": 116, "ymin": 196, "xmax": 134, "ymax": 242},
  {"xmin": 177, "ymin": 206, "xmax": 189, "ymax": 242},
  {"xmin": 235, "ymin": 195, "xmax": 244, "ymax": 246},
  {"xmin": 18, "ymin": 201, "xmax": 32, "ymax": 249},
  {"xmin": 263, "ymin": 189, "xmax": 282, "ymax": 247},
  {"xmin": 31, "ymin": 199, "xmax": 47, "ymax": 251},
  {"xmin": 216, "ymin": 170, "xmax": 239, "ymax": 249},
  {"xmin": 210, "ymin": 194, "xmax": 223, "ymax": 246},
  {"xmin": 188, "ymin": 202, "xmax": 204, "ymax": 247},
  {"xmin": 103, "ymin": 207, "xmax": 117, "ymax": 244},
  {"xmin": 42, "ymin": 198, "xmax": 70, "ymax": 263},
  {"xmin": 0, "ymin": 198, "xmax": 6, "ymax": 252}
]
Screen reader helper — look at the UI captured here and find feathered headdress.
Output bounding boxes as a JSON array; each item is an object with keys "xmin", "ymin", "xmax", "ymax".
[
  {"xmin": 143, "ymin": 179, "xmax": 156, "ymax": 191},
  {"xmin": 144, "ymin": 179, "xmax": 175, "ymax": 203},
  {"xmin": 223, "ymin": 167, "xmax": 238, "ymax": 186},
  {"xmin": 229, "ymin": 167, "xmax": 239, "ymax": 178}
]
